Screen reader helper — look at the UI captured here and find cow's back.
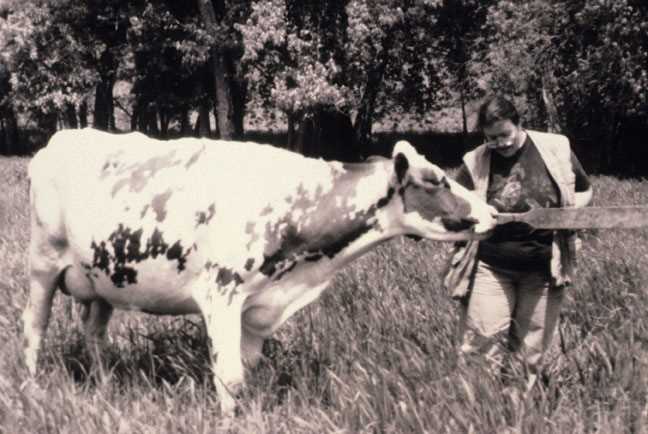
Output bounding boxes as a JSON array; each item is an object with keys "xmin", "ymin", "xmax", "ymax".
[{"xmin": 28, "ymin": 129, "xmax": 341, "ymax": 307}]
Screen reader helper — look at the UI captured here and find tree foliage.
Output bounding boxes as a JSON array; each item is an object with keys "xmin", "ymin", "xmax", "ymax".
[
  {"xmin": 479, "ymin": 0, "xmax": 648, "ymax": 172},
  {"xmin": 1, "ymin": 1, "xmax": 97, "ymax": 122},
  {"xmin": 0, "ymin": 0, "xmax": 646, "ymax": 174}
]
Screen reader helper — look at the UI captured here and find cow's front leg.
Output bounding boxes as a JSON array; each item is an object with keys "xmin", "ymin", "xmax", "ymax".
[
  {"xmin": 194, "ymin": 284, "xmax": 245, "ymax": 415},
  {"xmin": 241, "ymin": 325, "xmax": 265, "ymax": 369}
]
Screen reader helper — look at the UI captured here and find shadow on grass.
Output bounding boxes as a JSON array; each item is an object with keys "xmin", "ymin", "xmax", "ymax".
[{"xmin": 44, "ymin": 320, "xmax": 332, "ymax": 409}]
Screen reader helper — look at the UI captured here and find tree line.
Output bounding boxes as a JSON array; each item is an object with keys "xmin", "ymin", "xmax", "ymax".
[{"xmin": 0, "ymin": 0, "xmax": 647, "ymax": 174}]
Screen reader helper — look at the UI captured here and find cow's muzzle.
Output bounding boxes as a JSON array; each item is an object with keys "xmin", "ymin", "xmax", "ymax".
[{"xmin": 441, "ymin": 216, "xmax": 478, "ymax": 232}]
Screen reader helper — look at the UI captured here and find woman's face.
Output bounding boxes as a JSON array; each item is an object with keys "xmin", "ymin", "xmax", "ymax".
[{"xmin": 483, "ymin": 119, "xmax": 525, "ymax": 157}]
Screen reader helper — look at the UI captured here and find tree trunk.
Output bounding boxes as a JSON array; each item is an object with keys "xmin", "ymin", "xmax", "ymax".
[
  {"xmin": 354, "ymin": 68, "xmax": 382, "ymax": 150},
  {"xmin": 541, "ymin": 70, "xmax": 561, "ymax": 134},
  {"xmin": 159, "ymin": 108, "xmax": 170, "ymax": 138},
  {"xmin": 1, "ymin": 108, "xmax": 19, "ymax": 155},
  {"xmin": 62, "ymin": 102, "xmax": 78, "ymax": 129},
  {"xmin": 296, "ymin": 108, "xmax": 357, "ymax": 161},
  {"xmin": 196, "ymin": 100, "xmax": 211, "ymax": 137},
  {"xmin": 79, "ymin": 100, "xmax": 88, "ymax": 128},
  {"xmin": 131, "ymin": 99, "xmax": 141, "ymax": 132},
  {"xmin": 354, "ymin": 36, "xmax": 391, "ymax": 154},
  {"xmin": 228, "ymin": 54, "xmax": 246, "ymax": 138},
  {"xmin": 197, "ymin": 0, "xmax": 237, "ymax": 140},
  {"xmin": 460, "ymin": 83, "xmax": 468, "ymax": 135},
  {"xmin": 94, "ymin": 77, "xmax": 115, "ymax": 131},
  {"xmin": 94, "ymin": 49, "xmax": 116, "ymax": 131},
  {"xmin": 180, "ymin": 109, "xmax": 191, "ymax": 136},
  {"xmin": 286, "ymin": 111, "xmax": 301, "ymax": 152},
  {"xmin": 145, "ymin": 107, "xmax": 159, "ymax": 137}
]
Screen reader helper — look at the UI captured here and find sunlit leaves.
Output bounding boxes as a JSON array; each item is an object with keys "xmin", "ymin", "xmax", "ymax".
[{"xmin": 1, "ymin": 1, "xmax": 96, "ymax": 114}]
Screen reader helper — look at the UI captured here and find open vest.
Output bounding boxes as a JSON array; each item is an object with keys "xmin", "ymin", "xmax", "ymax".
[{"xmin": 443, "ymin": 130, "xmax": 578, "ymax": 299}]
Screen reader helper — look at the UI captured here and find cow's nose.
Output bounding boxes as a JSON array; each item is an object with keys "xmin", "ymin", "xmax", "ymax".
[{"xmin": 441, "ymin": 216, "xmax": 478, "ymax": 232}]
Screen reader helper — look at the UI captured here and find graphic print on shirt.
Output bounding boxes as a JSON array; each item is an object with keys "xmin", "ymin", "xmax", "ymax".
[{"xmin": 487, "ymin": 140, "xmax": 560, "ymax": 215}]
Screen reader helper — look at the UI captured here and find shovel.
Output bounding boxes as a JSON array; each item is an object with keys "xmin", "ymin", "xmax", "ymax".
[{"xmin": 496, "ymin": 206, "xmax": 648, "ymax": 229}]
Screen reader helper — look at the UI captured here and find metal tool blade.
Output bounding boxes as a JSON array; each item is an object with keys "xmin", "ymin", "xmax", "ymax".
[{"xmin": 495, "ymin": 206, "xmax": 648, "ymax": 229}]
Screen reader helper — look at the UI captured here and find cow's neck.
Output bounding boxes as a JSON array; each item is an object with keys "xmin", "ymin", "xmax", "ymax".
[{"xmin": 259, "ymin": 159, "xmax": 399, "ymax": 280}]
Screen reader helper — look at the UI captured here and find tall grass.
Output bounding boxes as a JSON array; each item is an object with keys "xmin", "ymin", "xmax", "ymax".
[{"xmin": 1, "ymin": 157, "xmax": 648, "ymax": 433}]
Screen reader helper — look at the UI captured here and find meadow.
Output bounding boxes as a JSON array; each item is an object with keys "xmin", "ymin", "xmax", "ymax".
[{"xmin": 1, "ymin": 155, "xmax": 648, "ymax": 433}]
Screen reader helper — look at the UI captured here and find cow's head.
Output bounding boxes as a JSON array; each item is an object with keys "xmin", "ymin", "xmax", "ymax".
[{"xmin": 389, "ymin": 141, "xmax": 495, "ymax": 241}]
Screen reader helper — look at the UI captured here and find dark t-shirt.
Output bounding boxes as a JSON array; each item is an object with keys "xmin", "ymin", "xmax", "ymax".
[{"xmin": 455, "ymin": 135, "xmax": 591, "ymax": 270}]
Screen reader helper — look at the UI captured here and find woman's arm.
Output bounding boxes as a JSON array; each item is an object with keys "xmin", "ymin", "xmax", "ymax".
[{"xmin": 570, "ymin": 151, "xmax": 593, "ymax": 208}]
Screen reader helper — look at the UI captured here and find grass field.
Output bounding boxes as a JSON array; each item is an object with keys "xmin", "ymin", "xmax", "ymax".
[{"xmin": 1, "ymin": 156, "xmax": 648, "ymax": 433}]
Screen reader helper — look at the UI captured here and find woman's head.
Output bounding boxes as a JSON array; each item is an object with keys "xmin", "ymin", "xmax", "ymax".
[
  {"xmin": 477, "ymin": 96, "xmax": 520, "ymax": 129},
  {"xmin": 477, "ymin": 96, "xmax": 526, "ymax": 158}
]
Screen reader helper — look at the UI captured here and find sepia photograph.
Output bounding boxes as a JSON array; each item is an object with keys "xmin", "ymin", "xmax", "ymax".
[{"xmin": 1, "ymin": 1, "xmax": 647, "ymax": 432}]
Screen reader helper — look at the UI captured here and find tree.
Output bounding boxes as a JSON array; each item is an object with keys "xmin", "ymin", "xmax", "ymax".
[
  {"xmin": 434, "ymin": 0, "xmax": 495, "ymax": 135},
  {"xmin": 1, "ymin": 0, "xmax": 98, "ymax": 137},
  {"xmin": 238, "ymin": 0, "xmax": 448, "ymax": 159},
  {"xmin": 196, "ymin": 0, "xmax": 249, "ymax": 139},
  {"xmin": 126, "ymin": 1, "xmax": 212, "ymax": 137},
  {"xmin": 480, "ymin": 0, "xmax": 648, "ymax": 173}
]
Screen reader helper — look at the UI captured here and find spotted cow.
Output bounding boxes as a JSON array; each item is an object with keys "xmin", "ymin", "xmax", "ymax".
[{"xmin": 24, "ymin": 128, "xmax": 495, "ymax": 413}]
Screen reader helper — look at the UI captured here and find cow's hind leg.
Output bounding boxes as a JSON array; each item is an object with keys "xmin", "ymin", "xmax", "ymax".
[
  {"xmin": 80, "ymin": 299, "xmax": 113, "ymax": 364},
  {"xmin": 23, "ymin": 265, "xmax": 62, "ymax": 375},
  {"xmin": 25, "ymin": 165, "xmax": 68, "ymax": 375}
]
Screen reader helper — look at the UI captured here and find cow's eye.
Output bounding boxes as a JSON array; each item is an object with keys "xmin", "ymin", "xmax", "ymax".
[{"xmin": 423, "ymin": 176, "xmax": 441, "ymax": 186}]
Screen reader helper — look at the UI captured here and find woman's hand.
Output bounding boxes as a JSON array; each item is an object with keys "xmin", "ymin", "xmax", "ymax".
[{"xmin": 574, "ymin": 187, "xmax": 593, "ymax": 208}]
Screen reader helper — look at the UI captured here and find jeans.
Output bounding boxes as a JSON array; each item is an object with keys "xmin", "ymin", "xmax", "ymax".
[{"xmin": 458, "ymin": 260, "xmax": 564, "ymax": 376}]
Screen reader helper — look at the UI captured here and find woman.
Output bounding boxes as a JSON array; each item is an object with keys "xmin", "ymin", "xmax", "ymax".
[{"xmin": 445, "ymin": 96, "xmax": 593, "ymax": 385}]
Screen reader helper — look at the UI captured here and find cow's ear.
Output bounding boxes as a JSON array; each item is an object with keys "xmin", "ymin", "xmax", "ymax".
[
  {"xmin": 394, "ymin": 152, "xmax": 409, "ymax": 184},
  {"xmin": 392, "ymin": 140, "xmax": 415, "ymax": 184}
]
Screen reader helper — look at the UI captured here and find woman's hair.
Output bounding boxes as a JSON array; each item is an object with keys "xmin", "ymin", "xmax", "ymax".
[{"xmin": 477, "ymin": 96, "xmax": 520, "ymax": 130}]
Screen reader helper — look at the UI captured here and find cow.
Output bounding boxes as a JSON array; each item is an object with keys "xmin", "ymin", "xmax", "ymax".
[{"xmin": 24, "ymin": 128, "xmax": 495, "ymax": 414}]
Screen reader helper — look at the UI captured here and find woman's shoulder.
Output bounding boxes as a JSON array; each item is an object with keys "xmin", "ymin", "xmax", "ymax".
[{"xmin": 526, "ymin": 130, "xmax": 569, "ymax": 148}]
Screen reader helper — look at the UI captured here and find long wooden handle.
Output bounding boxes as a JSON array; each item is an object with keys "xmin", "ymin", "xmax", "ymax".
[{"xmin": 495, "ymin": 206, "xmax": 648, "ymax": 229}]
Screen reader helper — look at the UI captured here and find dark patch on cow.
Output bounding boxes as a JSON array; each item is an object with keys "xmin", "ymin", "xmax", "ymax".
[
  {"xmin": 258, "ymin": 163, "xmax": 393, "ymax": 281},
  {"xmin": 166, "ymin": 241, "xmax": 191, "ymax": 272},
  {"xmin": 89, "ymin": 224, "xmax": 193, "ymax": 288},
  {"xmin": 320, "ymin": 224, "xmax": 373, "ymax": 258},
  {"xmin": 260, "ymin": 205, "xmax": 274, "ymax": 216},
  {"xmin": 245, "ymin": 221, "xmax": 259, "ymax": 250},
  {"xmin": 244, "ymin": 258, "xmax": 255, "ymax": 271},
  {"xmin": 185, "ymin": 146, "xmax": 204, "ymax": 169},
  {"xmin": 376, "ymin": 187, "xmax": 395, "ymax": 209},
  {"xmin": 140, "ymin": 204, "xmax": 150, "ymax": 219},
  {"xmin": 151, "ymin": 189, "xmax": 173, "ymax": 222},
  {"xmin": 304, "ymin": 253, "xmax": 323, "ymax": 262},
  {"xmin": 216, "ymin": 267, "xmax": 244, "ymax": 287},
  {"xmin": 91, "ymin": 241, "xmax": 111, "ymax": 275},
  {"xmin": 111, "ymin": 151, "xmax": 180, "ymax": 197},
  {"xmin": 274, "ymin": 261, "xmax": 297, "ymax": 280},
  {"xmin": 195, "ymin": 203, "xmax": 216, "ymax": 227},
  {"xmin": 203, "ymin": 261, "xmax": 245, "ymax": 293}
]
